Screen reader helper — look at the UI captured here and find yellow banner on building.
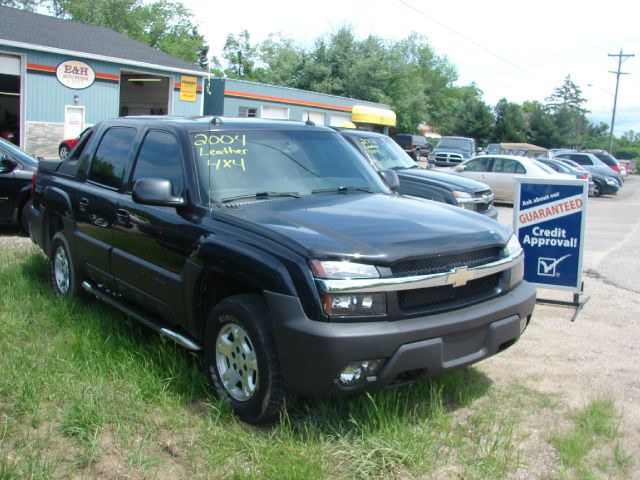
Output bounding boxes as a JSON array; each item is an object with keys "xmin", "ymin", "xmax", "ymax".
[{"xmin": 180, "ymin": 76, "xmax": 197, "ymax": 102}]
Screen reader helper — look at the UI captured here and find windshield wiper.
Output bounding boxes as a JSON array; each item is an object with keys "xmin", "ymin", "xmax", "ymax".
[
  {"xmin": 311, "ymin": 186, "xmax": 372, "ymax": 194},
  {"xmin": 220, "ymin": 191, "xmax": 301, "ymax": 203}
]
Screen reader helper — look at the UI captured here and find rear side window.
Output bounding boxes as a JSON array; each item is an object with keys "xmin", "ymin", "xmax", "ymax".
[
  {"xmin": 88, "ymin": 127, "xmax": 136, "ymax": 189},
  {"xmin": 569, "ymin": 154, "xmax": 589, "ymax": 166},
  {"xmin": 129, "ymin": 130, "xmax": 184, "ymax": 196},
  {"xmin": 465, "ymin": 157, "xmax": 491, "ymax": 172},
  {"xmin": 57, "ymin": 129, "xmax": 93, "ymax": 177}
]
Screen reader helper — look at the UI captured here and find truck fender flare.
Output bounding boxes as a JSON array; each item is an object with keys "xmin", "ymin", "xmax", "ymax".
[
  {"xmin": 194, "ymin": 238, "xmax": 297, "ymax": 296},
  {"xmin": 43, "ymin": 186, "xmax": 74, "ymax": 220}
]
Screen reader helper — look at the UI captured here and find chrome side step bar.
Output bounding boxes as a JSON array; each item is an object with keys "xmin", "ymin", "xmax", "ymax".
[{"xmin": 81, "ymin": 281, "xmax": 202, "ymax": 351}]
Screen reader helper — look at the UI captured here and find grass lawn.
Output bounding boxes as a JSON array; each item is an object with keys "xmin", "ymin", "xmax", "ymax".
[{"xmin": 0, "ymin": 250, "xmax": 631, "ymax": 479}]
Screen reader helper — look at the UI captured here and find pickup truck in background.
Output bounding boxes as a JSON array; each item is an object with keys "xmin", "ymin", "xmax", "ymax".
[
  {"xmin": 30, "ymin": 116, "xmax": 535, "ymax": 423},
  {"xmin": 428, "ymin": 136, "xmax": 477, "ymax": 167},
  {"xmin": 340, "ymin": 129, "xmax": 498, "ymax": 219}
]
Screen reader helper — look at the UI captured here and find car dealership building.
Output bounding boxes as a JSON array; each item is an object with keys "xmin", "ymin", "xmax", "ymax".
[
  {"xmin": 0, "ymin": 6, "xmax": 207, "ymax": 157},
  {"xmin": 0, "ymin": 6, "xmax": 396, "ymax": 158}
]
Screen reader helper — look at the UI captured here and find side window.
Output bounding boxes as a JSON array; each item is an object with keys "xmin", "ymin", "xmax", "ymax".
[
  {"xmin": 465, "ymin": 157, "xmax": 491, "ymax": 172},
  {"xmin": 130, "ymin": 130, "xmax": 183, "ymax": 196},
  {"xmin": 88, "ymin": 127, "xmax": 136, "ymax": 189},
  {"xmin": 515, "ymin": 161, "xmax": 526, "ymax": 174},
  {"xmin": 58, "ymin": 129, "xmax": 94, "ymax": 177},
  {"xmin": 491, "ymin": 158, "xmax": 505, "ymax": 172},
  {"xmin": 571, "ymin": 154, "xmax": 588, "ymax": 166}
]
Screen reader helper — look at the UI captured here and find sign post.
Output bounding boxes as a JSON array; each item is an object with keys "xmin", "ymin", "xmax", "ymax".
[{"xmin": 513, "ymin": 177, "xmax": 589, "ymax": 321}]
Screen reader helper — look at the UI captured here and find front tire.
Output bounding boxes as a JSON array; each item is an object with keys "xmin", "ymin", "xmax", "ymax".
[
  {"xmin": 204, "ymin": 294, "xmax": 284, "ymax": 423},
  {"xmin": 50, "ymin": 232, "xmax": 80, "ymax": 297}
]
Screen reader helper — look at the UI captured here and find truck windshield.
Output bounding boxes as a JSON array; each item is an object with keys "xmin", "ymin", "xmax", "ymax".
[
  {"xmin": 192, "ymin": 129, "xmax": 389, "ymax": 204},
  {"xmin": 356, "ymin": 135, "xmax": 416, "ymax": 170},
  {"xmin": 437, "ymin": 138, "xmax": 471, "ymax": 150}
]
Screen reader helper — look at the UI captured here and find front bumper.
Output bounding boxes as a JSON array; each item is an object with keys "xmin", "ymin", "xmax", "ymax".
[{"xmin": 265, "ymin": 280, "xmax": 536, "ymax": 396}]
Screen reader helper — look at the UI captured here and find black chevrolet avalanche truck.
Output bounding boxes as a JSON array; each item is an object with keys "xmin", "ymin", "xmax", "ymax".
[{"xmin": 30, "ymin": 117, "xmax": 535, "ymax": 423}]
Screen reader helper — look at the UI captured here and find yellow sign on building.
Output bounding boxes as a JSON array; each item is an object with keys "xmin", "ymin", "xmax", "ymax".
[{"xmin": 180, "ymin": 76, "xmax": 197, "ymax": 102}]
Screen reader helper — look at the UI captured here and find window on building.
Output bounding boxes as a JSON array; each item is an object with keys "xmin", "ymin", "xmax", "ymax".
[
  {"xmin": 129, "ymin": 130, "xmax": 183, "ymax": 196},
  {"xmin": 88, "ymin": 127, "xmax": 137, "ymax": 189},
  {"xmin": 239, "ymin": 106, "xmax": 257, "ymax": 118}
]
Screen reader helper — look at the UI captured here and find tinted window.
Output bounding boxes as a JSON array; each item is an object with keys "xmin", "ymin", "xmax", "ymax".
[
  {"xmin": 569, "ymin": 154, "xmax": 589, "ymax": 166},
  {"xmin": 88, "ymin": 127, "xmax": 136, "ymax": 189},
  {"xmin": 465, "ymin": 157, "xmax": 491, "ymax": 172},
  {"xmin": 58, "ymin": 128, "xmax": 93, "ymax": 177},
  {"xmin": 130, "ymin": 131, "xmax": 183, "ymax": 195}
]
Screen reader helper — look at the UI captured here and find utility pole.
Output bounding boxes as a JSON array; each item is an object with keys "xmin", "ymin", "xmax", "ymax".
[{"xmin": 608, "ymin": 49, "xmax": 634, "ymax": 153}]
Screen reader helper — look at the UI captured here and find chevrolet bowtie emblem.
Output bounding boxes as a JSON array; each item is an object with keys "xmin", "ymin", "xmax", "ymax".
[{"xmin": 447, "ymin": 266, "xmax": 474, "ymax": 287}]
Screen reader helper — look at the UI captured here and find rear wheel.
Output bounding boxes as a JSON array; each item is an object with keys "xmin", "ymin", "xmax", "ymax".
[
  {"xmin": 593, "ymin": 181, "xmax": 602, "ymax": 197},
  {"xmin": 204, "ymin": 294, "xmax": 284, "ymax": 423},
  {"xmin": 59, "ymin": 144, "xmax": 70, "ymax": 159},
  {"xmin": 20, "ymin": 199, "xmax": 32, "ymax": 235},
  {"xmin": 50, "ymin": 232, "xmax": 80, "ymax": 297}
]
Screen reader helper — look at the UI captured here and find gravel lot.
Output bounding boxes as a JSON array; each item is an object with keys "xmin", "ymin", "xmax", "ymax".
[
  {"xmin": 2, "ymin": 177, "xmax": 638, "ymax": 475},
  {"xmin": 482, "ymin": 175, "xmax": 640, "ymax": 475}
]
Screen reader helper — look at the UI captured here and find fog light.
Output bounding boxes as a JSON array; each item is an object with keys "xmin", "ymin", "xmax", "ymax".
[{"xmin": 337, "ymin": 359, "xmax": 384, "ymax": 386}]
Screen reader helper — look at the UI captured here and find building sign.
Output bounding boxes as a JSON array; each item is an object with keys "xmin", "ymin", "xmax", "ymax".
[
  {"xmin": 56, "ymin": 60, "xmax": 95, "ymax": 89},
  {"xmin": 514, "ymin": 177, "xmax": 588, "ymax": 292},
  {"xmin": 179, "ymin": 75, "xmax": 197, "ymax": 102}
]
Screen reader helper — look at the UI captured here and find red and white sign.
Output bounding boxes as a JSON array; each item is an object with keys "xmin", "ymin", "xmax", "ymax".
[{"xmin": 56, "ymin": 60, "xmax": 95, "ymax": 90}]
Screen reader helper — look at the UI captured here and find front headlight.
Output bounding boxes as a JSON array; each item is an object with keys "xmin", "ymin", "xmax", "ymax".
[
  {"xmin": 321, "ymin": 293, "xmax": 386, "ymax": 317},
  {"xmin": 503, "ymin": 234, "xmax": 523, "ymax": 257},
  {"xmin": 309, "ymin": 260, "xmax": 380, "ymax": 279},
  {"xmin": 452, "ymin": 190, "xmax": 475, "ymax": 210},
  {"xmin": 503, "ymin": 234, "xmax": 524, "ymax": 288},
  {"xmin": 605, "ymin": 178, "xmax": 617, "ymax": 186}
]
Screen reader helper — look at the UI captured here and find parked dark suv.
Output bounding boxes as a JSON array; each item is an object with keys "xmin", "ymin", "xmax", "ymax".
[
  {"xmin": 0, "ymin": 137, "xmax": 37, "ymax": 232},
  {"xmin": 30, "ymin": 116, "xmax": 534, "ymax": 423},
  {"xmin": 393, "ymin": 133, "xmax": 432, "ymax": 160},
  {"xmin": 340, "ymin": 129, "xmax": 498, "ymax": 219}
]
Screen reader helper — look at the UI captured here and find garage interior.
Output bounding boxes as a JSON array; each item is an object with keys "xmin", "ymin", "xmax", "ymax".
[
  {"xmin": 119, "ymin": 71, "xmax": 169, "ymax": 117},
  {"xmin": 0, "ymin": 54, "xmax": 21, "ymax": 145}
]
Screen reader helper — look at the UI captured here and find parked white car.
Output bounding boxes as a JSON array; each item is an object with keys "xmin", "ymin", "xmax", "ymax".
[{"xmin": 452, "ymin": 155, "xmax": 573, "ymax": 203}]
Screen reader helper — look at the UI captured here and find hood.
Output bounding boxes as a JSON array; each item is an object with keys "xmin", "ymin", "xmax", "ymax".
[
  {"xmin": 397, "ymin": 168, "xmax": 492, "ymax": 193},
  {"xmin": 216, "ymin": 193, "xmax": 509, "ymax": 264}
]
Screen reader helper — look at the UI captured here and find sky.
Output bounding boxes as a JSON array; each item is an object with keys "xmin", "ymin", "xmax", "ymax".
[{"xmin": 180, "ymin": 0, "xmax": 639, "ymax": 135}]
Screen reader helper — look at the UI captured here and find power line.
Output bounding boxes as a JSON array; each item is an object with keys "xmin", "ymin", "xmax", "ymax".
[{"xmin": 396, "ymin": 0, "xmax": 535, "ymax": 77}]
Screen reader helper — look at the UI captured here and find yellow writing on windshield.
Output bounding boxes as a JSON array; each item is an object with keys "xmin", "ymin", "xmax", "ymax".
[
  {"xmin": 359, "ymin": 138, "xmax": 380, "ymax": 156},
  {"xmin": 194, "ymin": 133, "xmax": 248, "ymax": 172}
]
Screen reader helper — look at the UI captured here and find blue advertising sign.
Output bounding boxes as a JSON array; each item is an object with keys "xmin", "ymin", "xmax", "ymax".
[{"xmin": 514, "ymin": 178, "xmax": 588, "ymax": 292}]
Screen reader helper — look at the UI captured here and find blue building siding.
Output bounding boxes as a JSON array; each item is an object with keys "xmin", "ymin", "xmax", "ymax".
[
  {"xmin": 2, "ymin": 45, "xmax": 202, "ymax": 124},
  {"xmin": 203, "ymin": 78, "xmax": 389, "ymax": 127}
]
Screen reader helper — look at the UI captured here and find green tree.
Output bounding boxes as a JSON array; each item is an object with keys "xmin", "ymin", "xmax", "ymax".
[
  {"xmin": 545, "ymin": 75, "xmax": 589, "ymax": 147},
  {"xmin": 493, "ymin": 98, "xmax": 527, "ymax": 142},
  {"xmin": 439, "ymin": 85, "xmax": 494, "ymax": 144},
  {"xmin": 49, "ymin": 0, "xmax": 208, "ymax": 67},
  {"xmin": 222, "ymin": 30, "xmax": 258, "ymax": 79}
]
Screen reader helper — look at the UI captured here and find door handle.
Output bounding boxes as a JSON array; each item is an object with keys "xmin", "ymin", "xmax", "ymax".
[
  {"xmin": 116, "ymin": 209, "xmax": 130, "ymax": 226},
  {"xmin": 79, "ymin": 197, "xmax": 89, "ymax": 212}
]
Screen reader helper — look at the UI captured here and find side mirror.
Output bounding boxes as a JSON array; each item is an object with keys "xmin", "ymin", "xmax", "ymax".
[
  {"xmin": 132, "ymin": 178, "xmax": 185, "ymax": 207},
  {"xmin": 453, "ymin": 165, "xmax": 465, "ymax": 172},
  {"xmin": 379, "ymin": 169, "xmax": 400, "ymax": 192},
  {"xmin": 1, "ymin": 155, "xmax": 18, "ymax": 173}
]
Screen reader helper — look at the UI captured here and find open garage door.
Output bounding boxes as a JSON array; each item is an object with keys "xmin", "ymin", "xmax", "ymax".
[
  {"xmin": 119, "ymin": 71, "xmax": 169, "ymax": 116},
  {"xmin": 0, "ymin": 55, "xmax": 21, "ymax": 146}
]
